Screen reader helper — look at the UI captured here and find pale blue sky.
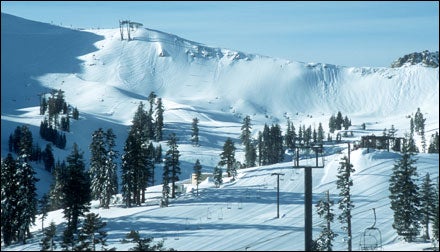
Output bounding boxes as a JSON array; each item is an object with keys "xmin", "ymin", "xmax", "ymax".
[{"xmin": 2, "ymin": 1, "xmax": 438, "ymax": 67}]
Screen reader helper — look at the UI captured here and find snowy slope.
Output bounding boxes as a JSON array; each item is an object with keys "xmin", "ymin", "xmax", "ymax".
[{"xmin": 1, "ymin": 13, "xmax": 439, "ymax": 251}]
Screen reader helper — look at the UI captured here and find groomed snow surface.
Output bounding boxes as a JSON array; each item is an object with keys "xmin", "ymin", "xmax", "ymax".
[{"xmin": 1, "ymin": 13, "xmax": 439, "ymax": 251}]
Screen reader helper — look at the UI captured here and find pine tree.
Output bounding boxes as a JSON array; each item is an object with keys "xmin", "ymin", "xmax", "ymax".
[
  {"xmin": 270, "ymin": 124, "xmax": 284, "ymax": 163},
  {"xmin": 161, "ymin": 160, "xmax": 171, "ymax": 207},
  {"xmin": 343, "ymin": 116, "xmax": 351, "ymax": 130},
  {"xmin": 191, "ymin": 117, "xmax": 200, "ymax": 146},
  {"xmin": 389, "ymin": 142, "xmax": 420, "ymax": 242},
  {"xmin": 329, "ymin": 115, "xmax": 336, "ymax": 133},
  {"xmin": 105, "ymin": 128, "xmax": 119, "ymax": 206},
  {"xmin": 42, "ymin": 144, "xmax": 55, "ymax": 172},
  {"xmin": 317, "ymin": 122, "xmax": 324, "ymax": 144},
  {"xmin": 72, "ymin": 107, "xmax": 79, "ymax": 120},
  {"xmin": 336, "ymin": 155, "xmax": 354, "ymax": 251},
  {"xmin": 431, "ymin": 178, "xmax": 439, "ymax": 247},
  {"xmin": 165, "ymin": 133, "xmax": 180, "ymax": 198},
  {"xmin": 14, "ymin": 141, "xmax": 39, "ymax": 244},
  {"xmin": 89, "ymin": 128, "xmax": 118, "ymax": 209},
  {"xmin": 313, "ymin": 190, "xmax": 337, "ymax": 251},
  {"xmin": 122, "ymin": 102, "xmax": 153, "ymax": 207},
  {"xmin": 155, "ymin": 97, "xmax": 164, "ymax": 142},
  {"xmin": 1, "ymin": 153, "xmax": 19, "ymax": 246},
  {"xmin": 389, "ymin": 124, "xmax": 397, "ymax": 138},
  {"xmin": 48, "ymin": 160, "xmax": 66, "ymax": 211},
  {"xmin": 285, "ymin": 120, "xmax": 296, "ymax": 150},
  {"xmin": 62, "ymin": 143, "xmax": 92, "ymax": 234},
  {"xmin": 40, "ymin": 221, "xmax": 57, "ymax": 251},
  {"xmin": 428, "ymin": 132, "xmax": 439, "ymax": 153},
  {"xmin": 155, "ymin": 144, "xmax": 162, "ymax": 163},
  {"xmin": 76, "ymin": 213, "xmax": 112, "ymax": 251},
  {"xmin": 213, "ymin": 166, "xmax": 223, "ymax": 188},
  {"xmin": 240, "ymin": 115, "xmax": 252, "ymax": 146},
  {"xmin": 219, "ymin": 138, "xmax": 236, "ymax": 179},
  {"xmin": 244, "ymin": 141, "xmax": 257, "ymax": 168},
  {"xmin": 335, "ymin": 111, "xmax": 343, "ymax": 131},
  {"xmin": 40, "ymin": 96, "xmax": 48, "ymax": 115},
  {"xmin": 419, "ymin": 173, "xmax": 436, "ymax": 240},
  {"xmin": 39, "ymin": 193, "xmax": 50, "ymax": 231},
  {"xmin": 89, "ymin": 128, "xmax": 107, "ymax": 207},
  {"xmin": 193, "ymin": 159, "xmax": 202, "ymax": 196},
  {"xmin": 61, "ymin": 225, "xmax": 75, "ymax": 251},
  {"xmin": 124, "ymin": 230, "xmax": 174, "ymax": 251}
]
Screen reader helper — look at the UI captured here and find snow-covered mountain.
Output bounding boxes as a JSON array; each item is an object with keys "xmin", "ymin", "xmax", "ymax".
[{"xmin": 1, "ymin": 13, "xmax": 439, "ymax": 251}]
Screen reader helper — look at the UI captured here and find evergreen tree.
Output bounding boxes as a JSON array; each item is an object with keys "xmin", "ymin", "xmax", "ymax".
[
  {"xmin": 48, "ymin": 160, "xmax": 66, "ymax": 211},
  {"xmin": 335, "ymin": 111, "xmax": 343, "ymax": 131},
  {"xmin": 336, "ymin": 155, "xmax": 354, "ymax": 251},
  {"xmin": 270, "ymin": 124, "xmax": 284, "ymax": 163},
  {"xmin": 285, "ymin": 120, "xmax": 296, "ymax": 150},
  {"xmin": 155, "ymin": 97, "xmax": 164, "ymax": 142},
  {"xmin": 61, "ymin": 225, "xmax": 75, "ymax": 251},
  {"xmin": 62, "ymin": 143, "xmax": 92, "ymax": 234},
  {"xmin": 104, "ymin": 128, "xmax": 119, "ymax": 207},
  {"xmin": 155, "ymin": 144, "xmax": 162, "ymax": 163},
  {"xmin": 419, "ymin": 173, "xmax": 436, "ymax": 240},
  {"xmin": 165, "ymin": 133, "xmax": 180, "ymax": 198},
  {"xmin": 191, "ymin": 117, "xmax": 200, "ymax": 146},
  {"xmin": 89, "ymin": 128, "xmax": 118, "ymax": 209},
  {"xmin": 313, "ymin": 128, "xmax": 317, "ymax": 144},
  {"xmin": 421, "ymin": 124, "xmax": 427, "ymax": 153},
  {"xmin": 42, "ymin": 144, "xmax": 55, "ymax": 172},
  {"xmin": 329, "ymin": 115, "xmax": 336, "ymax": 133},
  {"xmin": 317, "ymin": 122, "xmax": 324, "ymax": 144},
  {"xmin": 414, "ymin": 107, "xmax": 425, "ymax": 134},
  {"xmin": 89, "ymin": 128, "xmax": 106, "ymax": 207},
  {"xmin": 389, "ymin": 124, "xmax": 397, "ymax": 138},
  {"xmin": 428, "ymin": 132, "xmax": 439, "ymax": 153},
  {"xmin": 72, "ymin": 107, "xmax": 79, "ymax": 120},
  {"xmin": 40, "ymin": 221, "xmax": 57, "ymax": 251},
  {"xmin": 432, "ymin": 178, "xmax": 439, "ymax": 247},
  {"xmin": 389, "ymin": 142, "xmax": 420, "ymax": 242},
  {"xmin": 342, "ymin": 116, "xmax": 351, "ymax": 130},
  {"xmin": 39, "ymin": 193, "xmax": 50, "ymax": 231},
  {"xmin": 193, "ymin": 159, "xmax": 202, "ymax": 196},
  {"xmin": 1, "ymin": 153, "xmax": 20, "ymax": 246},
  {"xmin": 76, "ymin": 213, "xmax": 112, "ymax": 251},
  {"xmin": 121, "ymin": 134, "xmax": 137, "ymax": 207},
  {"xmin": 213, "ymin": 166, "xmax": 223, "ymax": 188},
  {"xmin": 219, "ymin": 138, "xmax": 236, "ymax": 179},
  {"xmin": 258, "ymin": 132, "xmax": 263, "ymax": 166},
  {"xmin": 244, "ymin": 141, "xmax": 257, "ymax": 168},
  {"xmin": 40, "ymin": 96, "xmax": 48, "ymax": 115},
  {"xmin": 124, "ymin": 230, "xmax": 174, "ymax": 251},
  {"xmin": 240, "ymin": 115, "xmax": 252, "ymax": 146},
  {"xmin": 161, "ymin": 157, "xmax": 171, "ymax": 207},
  {"xmin": 121, "ymin": 102, "xmax": 152, "ymax": 207},
  {"xmin": 15, "ymin": 146, "xmax": 39, "ymax": 244},
  {"xmin": 313, "ymin": 190, "xmax": 337, "ymax": 251}
]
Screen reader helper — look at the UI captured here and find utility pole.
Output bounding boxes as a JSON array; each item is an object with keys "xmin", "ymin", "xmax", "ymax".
[
  {"xmin": 271, "ymin": 173, "xmax": 284, "ymax": 218},
  {"xmin": 347, "ymin": 142, "xmax": 352, "ymax": 251}
]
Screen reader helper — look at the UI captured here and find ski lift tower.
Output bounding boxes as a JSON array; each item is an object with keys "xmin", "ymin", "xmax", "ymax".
[{"xmin": 291, "ymin": 141, "xmax": 325, "ymax": 251}]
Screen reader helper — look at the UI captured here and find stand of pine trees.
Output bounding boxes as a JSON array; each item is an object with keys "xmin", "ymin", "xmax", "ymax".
[{"xmin": 89, "ymin": 128, "xmax": 118, "ymax": 209}]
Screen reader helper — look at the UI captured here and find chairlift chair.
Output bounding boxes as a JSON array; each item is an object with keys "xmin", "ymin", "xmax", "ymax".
[{"xmin": 359, "ymin": 208, "xmax": 383, "ymax": 251}]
